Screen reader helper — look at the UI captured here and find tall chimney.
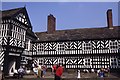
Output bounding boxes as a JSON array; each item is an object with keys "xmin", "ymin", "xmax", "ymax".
[
  {"xmin": 107, "ymin": 9, "xmax": 113, "ymax": 29},
  {"xmin": 47, "ymin": 14, "xmax": 56, "ymax": 34}
]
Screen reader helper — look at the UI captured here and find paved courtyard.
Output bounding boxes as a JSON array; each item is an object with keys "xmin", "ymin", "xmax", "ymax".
[
  {"xmin": 2, "ymin": 70, "xmax": 120, "ymax": 80},
  {"xmin": 23, "ymin": 71, "xmax": 120, "ymax": 79},
  {"xmin": 0, "ymin": 71, "xmax": 2, "ymax": 80}
]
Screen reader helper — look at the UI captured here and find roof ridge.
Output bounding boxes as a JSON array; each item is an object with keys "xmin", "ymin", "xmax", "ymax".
[
  {"xmin": 1, "ymin": 7, "xmax": 26, "ymax": 18},
  {"xmin": 2, "ymin": 7, "xmax": 24, "ymax": 12},
  {"xmin": 35, "ymin": 26, "xmax": 119, "ymax": 33}
]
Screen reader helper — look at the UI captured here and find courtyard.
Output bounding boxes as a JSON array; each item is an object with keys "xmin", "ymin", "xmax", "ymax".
[{"xmin": 1, "ymin": 70, "xmax": 120, "ymax": 80}]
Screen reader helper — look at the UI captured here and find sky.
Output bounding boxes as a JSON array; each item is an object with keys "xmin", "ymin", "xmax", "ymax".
[{"xmin": 2, "ymin": 2, "xmax": 119, "ymax": 32}]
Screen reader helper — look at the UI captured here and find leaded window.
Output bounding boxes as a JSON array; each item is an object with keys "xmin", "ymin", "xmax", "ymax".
[
  {"xmin": 83, "ymin": 58, "xmax": 92, "ymax": 68},
  {"xmin": 11, "ymin": 24, "xmax": 25, "ymax": 41},
  {"xmin": 56, "ymin": 43, "xmax": 65, "ymax": 52},
  {"xmin": 109, "ymin": 41, "xmax": 118, "ymax": 50},
  {"xmin": 28, "ymin": 40, "xmax": 31, "ymax": 51},
  {"xmin": 16, "ymin": 13, "xmax": 29, "ymax": 25},
  {"xmin": 82, "ymin": 42, "xmax": 92, "ymax": 51},
  {"xmin": 25, "ymin": 40, "xmax": 32, "ymax": 51},
  {"xmin": 0, "ymin": 24, "xmax": 8, "ymax": 37},
  {"xmin": 37, "ymin": 43, "xmax": 44, "ymax": 52},
  {"xmin": 25, "ymin": 41, "xmax": 29, "ymax": 50},
  {"xmin": 110, "ymin": 58, "xmax": 118, "ymax": 68}
]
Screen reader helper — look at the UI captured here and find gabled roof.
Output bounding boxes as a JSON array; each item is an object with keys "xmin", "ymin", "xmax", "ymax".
[
  {"xmin": 35, "ymin": 26, "xmax": 120, "ymax": 42},
  {"xmin": 1, "ymin": 7, "xmax": 23, "ymax": 18},
  {"xmin": 1, "ymin": 7, "xmax": 32, "ymax": 28},
  {"xmin": 1, "ymin": 7, "xmax": 37, "ymax": 40}
]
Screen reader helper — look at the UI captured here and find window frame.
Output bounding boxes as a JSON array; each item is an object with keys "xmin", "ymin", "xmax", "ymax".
[
  {"xmin": 82, "ymin": 42, "xmax": 92, "ymax": 51},
  {"xmin": 109, "ymin": 40, "xmax": 118, "ymax": 50},
  {"xmin": 56, "ymin": 43, "xmax": 65, "ymax": 52},
  {"xmin": 37, "ymin": 43, "xmax": 44, "ymax": 52},
  {"xmin": 83, "ymin": 58, "xmax": 92, "ymax": 68},
  {"xmin": 110, "ymin": 58, "xmax": 118, "ymax": 68}
]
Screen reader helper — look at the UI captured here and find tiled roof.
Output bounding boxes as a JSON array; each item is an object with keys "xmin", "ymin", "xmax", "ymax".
[
  {"xmin": 26, "ymin": 28, "xmax": 37, "ymax": 39},
  {"xmin": 1, "ymin": 7, "xmax": 24, "ymax": 18},
  {"xmin": 35, "ymin": 26, "xmax": 120, "ymax": 42}
]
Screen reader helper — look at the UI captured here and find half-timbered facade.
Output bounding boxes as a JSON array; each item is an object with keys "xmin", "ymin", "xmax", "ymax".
[
  {"xmin": 34, "ymin": 10, "xmax": 120, "ymax": 71},
  {"xmin": 0, "ymin": 7, "xmax": 120, "ymax": 76},
  {"xmin": 1, "ymin": 7, "xmax": 37, "ymax": 76}
]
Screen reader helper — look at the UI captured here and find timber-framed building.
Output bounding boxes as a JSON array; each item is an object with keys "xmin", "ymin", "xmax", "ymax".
[
  {"xmin": 0, "ymin": 7, "xmax": 120, "ymax": 76},
  {"xmin": 34, "ymin": 10, "xmax": 120, "ymax": 70},
  {"xmin": 0, "ymin": 7, "xmax": 37, "ymax": 76}
]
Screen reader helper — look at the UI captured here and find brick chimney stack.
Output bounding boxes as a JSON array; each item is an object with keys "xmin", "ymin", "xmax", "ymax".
[
  {"xmin": 107, "ymin": 9, "xmax": 113, "ymax": 29},
  {"xmin": 47, "ymin": 14, "xmax": 56, "ymax": 34}
]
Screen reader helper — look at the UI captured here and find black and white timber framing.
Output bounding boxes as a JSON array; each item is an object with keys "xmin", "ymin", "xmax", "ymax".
[
  {"xmin": 0, "ymin": 7, "xmax": 120, "ymax": 76},
  {"xmin": 33, "ymin": 39, "xmax": 120, "ymax": 69},
  {"xmin": 1, "ymin": 7, "xmax": 37, "ymax": 76},
  {"xmin": 34, "ymin": 9, "xmax": 120, "ymax": 70}
]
